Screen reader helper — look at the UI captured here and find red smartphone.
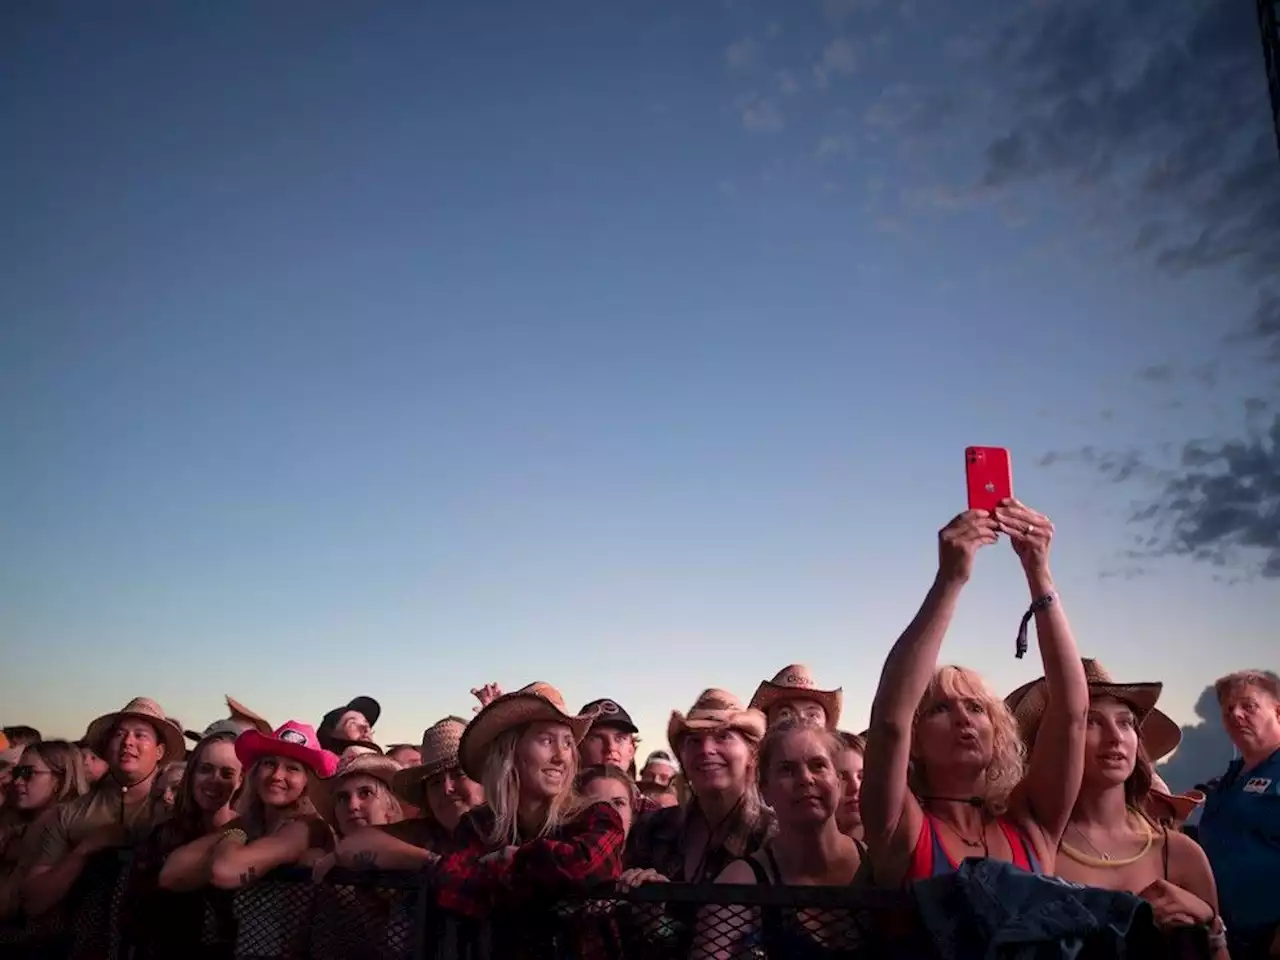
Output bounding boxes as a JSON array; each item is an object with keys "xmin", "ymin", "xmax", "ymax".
[{"xmin": 965, "ymin": 446, "xmax": 1013, "ymax": 513}]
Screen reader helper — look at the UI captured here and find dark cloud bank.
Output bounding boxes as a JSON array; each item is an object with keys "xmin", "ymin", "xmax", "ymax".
[
  {"xmin": 1157, "ymin": 683, "xmax": 1237, "ymax": 794},
  {"xmin": 977, "ymin": 0, "xmax": 1280, "ymax": 578}
]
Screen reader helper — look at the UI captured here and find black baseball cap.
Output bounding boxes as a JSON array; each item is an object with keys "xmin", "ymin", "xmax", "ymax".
[
  {"xmin": 319, "ymin": 696, "xmax": 381, "ymax": 736},
  {"xmin": 580, "ymin": 699, "xmax": 638, "ymax": 735}
]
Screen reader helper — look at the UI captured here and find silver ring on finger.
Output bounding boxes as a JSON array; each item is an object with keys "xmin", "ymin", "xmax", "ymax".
[{"xmin": 1025, "ymin": 523, "xmax": 1034, "ymax": 536}]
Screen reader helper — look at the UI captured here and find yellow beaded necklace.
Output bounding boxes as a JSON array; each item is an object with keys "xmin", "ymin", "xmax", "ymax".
[{"xmin": 1059, "ymin": 808, "xmax": 1155, "ymax": 868}]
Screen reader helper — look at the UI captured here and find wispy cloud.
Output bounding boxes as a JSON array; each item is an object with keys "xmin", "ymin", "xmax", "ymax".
[
  {"xmin": 815, "ymin": 134, "xmax": 856, "ymax": 160},
  {"xmin": 740, "ymin": 95, "xmax": 784, "ymax": 134},
  {"xmin": 776, "ymin": 70, "xmax": 801, "ymax": 95},
  {"xmin": 724, "ymin": 37, "xmax": 757, "ymax": 72},
  {"xmin": 813, "ymin": 38, "xmax": 858, "ymax": 88},
  {"xmin": 980, "ymin": 0, "xmax": 1280, "ymax": 579}
]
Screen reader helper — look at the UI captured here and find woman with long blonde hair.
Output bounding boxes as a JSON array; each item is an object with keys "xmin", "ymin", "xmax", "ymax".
[
  {"xmin": 434, "ymin": 683, "xmax": 625, "ymax": 929},
  {"xmin": 207, "ymin": 721, "xmax": 337, "ymax": 890},
  {"xmin": 862, "ymin": 502, "xmax": 1089, "ymax": 886}
]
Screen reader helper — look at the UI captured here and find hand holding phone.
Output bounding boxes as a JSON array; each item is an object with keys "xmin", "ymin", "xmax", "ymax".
[{"xmin": 965, "ymin": 446, "xmax": 1013, "ymax": 513}]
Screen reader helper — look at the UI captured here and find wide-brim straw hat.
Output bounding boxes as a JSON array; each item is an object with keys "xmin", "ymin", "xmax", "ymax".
[
  {"xmin": 314, "ymin": 751, "xmax": 402, "ymax": 812},
  {"xmin": 1005, "ymin": 659, "xmax": 1180, "ymax": 762},
  {"xmin": 185, "ymin": 695, "xmax": 274, "ymax": 744},
  {"xmin": 459, "ymin": 684, "xmax": 597, "ymax": 781},
  {"xmin": 393, "ymin": 716, "xmax": 467, "ymax": 807},
  {"xmin": 85, "ymin": 697, "xmax": 187, "ymax": 762},
  {"xmin": 235, "ymin": 721, "xmax": 339, "ymax": 779},
  {"xmin": 749, "ymin": 664, "xmax": 843, "ymax": 729},
  {"xmin": 1146, "ymin": 787, "xmax": 1205, "ymax": 824},
  {"xmin": 668, "ymin": 689, "xmax": 767, "ymax": 754}
]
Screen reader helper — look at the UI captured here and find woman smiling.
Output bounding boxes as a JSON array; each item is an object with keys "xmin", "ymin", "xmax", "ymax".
[{"xmin": 433, "ymin": 683, "xmax": 625, "ymax": 934}]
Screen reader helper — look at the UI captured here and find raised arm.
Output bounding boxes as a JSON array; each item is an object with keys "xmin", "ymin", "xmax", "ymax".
[
  {"xmin": 996, "ymin": 500, "xmax": 1088, "ymax": 850},
  {"xmin": 862, "ymin": 511, "xmax": 997, "ymax": 877}
]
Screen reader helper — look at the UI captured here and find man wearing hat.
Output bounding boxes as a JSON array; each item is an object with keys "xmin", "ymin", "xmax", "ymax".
[
  {"xmin": 317, "ymin": 695, "xmax": 381, "ymax": 755},
  {"xmin": 24, "ymin": 697, "xmax": 185, "ymax": 917},
  {"xmin": 749, "ymin": 664, "xmax": 843, "ymax": 730},
  {"xmin": 578, "ymin": 699, "xmax": 640, "ymax": 778}
]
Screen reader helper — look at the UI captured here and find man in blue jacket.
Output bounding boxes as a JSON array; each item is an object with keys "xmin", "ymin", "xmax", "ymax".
[{"xmin": 1199, "ymin": 670, "xmax": 1280, "ymax": 960}]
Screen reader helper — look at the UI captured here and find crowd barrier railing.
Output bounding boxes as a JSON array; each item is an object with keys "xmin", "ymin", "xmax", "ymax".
[{"xmin": 0, "ymin": 850, "xmax": 1214, "ymax": 960}]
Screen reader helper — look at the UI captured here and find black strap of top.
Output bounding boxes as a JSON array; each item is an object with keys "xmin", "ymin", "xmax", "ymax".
[
  {"xmin": 1162, "ymin": 825, "xmax": 1171, "ymax": 880},
  {"xmin": 764, "ymin": 846, "xmax": 783, "ymax": 883},
  {"xmin": 744, "ymin": 856, "xmax": 771, "ymax": 885}
]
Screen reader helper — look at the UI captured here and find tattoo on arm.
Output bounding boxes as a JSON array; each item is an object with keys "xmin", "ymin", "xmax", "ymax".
[
  {"xmin": 239, "ymin": 866, "xmax": 258, "ymax": 887},
  {"xmin": 350, "ymin": 851, "xmax": 378, "ymax": 870}
]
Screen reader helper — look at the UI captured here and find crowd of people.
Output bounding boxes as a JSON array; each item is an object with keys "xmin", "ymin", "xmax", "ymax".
[{"xmin": 1, "ymin": 501, "xmax": 1278, "ymax": 959}]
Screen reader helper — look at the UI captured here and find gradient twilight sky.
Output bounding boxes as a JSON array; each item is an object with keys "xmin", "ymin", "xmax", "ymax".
[{"xmin": 2, "ymin": 1, "xmax": 1276, "ymax": 780}]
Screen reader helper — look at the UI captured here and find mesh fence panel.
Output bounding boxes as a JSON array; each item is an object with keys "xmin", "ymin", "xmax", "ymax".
[
  {"xmin": 304, "ymin": 868, "xmax": 422, "ymax": 960},
  {"xmin": 10, "ymin": 863, "xmax": 1212, "ymax": 960},
  {"xmin": 66, "ymin": 850, "xmax": 130, "ymax": 960},
  {"xmin": 233, "ymin": 871, "xmax": 318, "ymax": 959}
]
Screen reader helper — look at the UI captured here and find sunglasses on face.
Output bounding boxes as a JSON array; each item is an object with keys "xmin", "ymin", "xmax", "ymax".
[{"xmin": 11, "ymin": 766, "xmax": 53, "ymax": 782}]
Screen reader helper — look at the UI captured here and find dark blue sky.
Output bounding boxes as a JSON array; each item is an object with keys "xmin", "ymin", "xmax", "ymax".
[{"xmin": 2, "ymin": 0, "xmax": 1275, "ymax": 784}]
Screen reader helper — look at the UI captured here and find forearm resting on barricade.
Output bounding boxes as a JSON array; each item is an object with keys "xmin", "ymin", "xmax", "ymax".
[
  {"xmin": 210, "ymin": 822, "xmax": 310, "ymax": 889},
  {"xmin": 159, "ymin": 832, "xmax": 224, "ymax": 892},
  {"xmin": 334, "ymin": 829, "xmax": 439, "ymax": 872},
  {"xmin": 21, "ymin": 848, "xmax": 93, "ymax": 916}
]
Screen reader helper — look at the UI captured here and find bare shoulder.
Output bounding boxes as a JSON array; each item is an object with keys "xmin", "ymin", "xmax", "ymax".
[
  {"xmin": 1165, "ymin": 830, "xmax": 1213, "ymax": 875},
  {"xmin": 1008, "ymin": 810, "xmax": 1057, "ymax": 875},
  {"xmin": 714, "ymin": 858, "xmax": 760, "ymax": 885}
]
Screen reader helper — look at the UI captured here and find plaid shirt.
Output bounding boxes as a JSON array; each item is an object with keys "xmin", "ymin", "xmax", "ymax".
[
  {"xmin": 434, "ymin": 800, "xmax": 625, "ymax": 919},
  {"xmin": 625, "ymin": 792, "xmax": 774, "ymax": 883}
]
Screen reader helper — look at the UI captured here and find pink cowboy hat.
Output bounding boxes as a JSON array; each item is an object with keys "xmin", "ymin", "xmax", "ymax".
[{"xmin": 235, "ymin": 721, "xmax": 339, "ymax": 779}]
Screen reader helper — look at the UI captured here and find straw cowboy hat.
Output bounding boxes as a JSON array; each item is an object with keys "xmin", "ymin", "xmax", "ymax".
[
  {"xmin": 85, "ymin": 697, "xmax": 187, "ymax": 762},
  {"xmin": 1146, "ymin": 772, "xmax": 1206, "ymax": 825},
  {"xmin": 459, "ymin": 683, "xmax": 597, "ymax": 781},
  {"xmin": 749, "ymin": 664, "xmax": 843, "ymax": 729},
  {"xmin": 392, "ymin": 716, "xmax": 467, "ymax": 807},
  {"xmin": 1005, "ymin": 659, "xmax": 1181, "ymax": 762},
  {"xmin": 315, "ymin": 751, "xmax": 402, "ymax": 812},
  {"xmin": 668, "ymin": 689, "xmax": 767, "ymax": 753},
  {"xmin": 235, "ymin": 720, "xmax": 339, "ymax": 779},
  {"xmin": 184, "ymin": 695, "xmax": 274, "ymax": 744}
]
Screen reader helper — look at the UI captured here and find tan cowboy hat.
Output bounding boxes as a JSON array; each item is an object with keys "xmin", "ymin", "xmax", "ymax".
[
  {"xmin": 668, "ymin": 688, "xmax": 767, "ymax": 753},
  {"xmin": 185, "ymin": 695, "xmax": 274, "ymax": 744},
  {"xmin": 459, "ymin": 684, "xmax": 597, "ymax": 781},
  {"xmin": 1146, "ymin": 787, "xmax": 1205, "ymax": 824},
  {"xmin": 314, "ymin": 751, "xmax": 402, "ymax": 812},
  {"xmin": 392, "ymin": 716, "xmax": 468, "ymax": 807},
  {"xmin": 1005, "ymin": 659, "xmax": 1180, "ymax": 762},
  {"xmin": 1145, "ymin": 772, "xmax": 1205, "ymax": 824},
  {"xmin": 85, "ymin": 697, "xmax": 187, "ymax": 762},
  {"xmin": 749, "ymin": 664, "xmax": 843, "ymax": 729}
]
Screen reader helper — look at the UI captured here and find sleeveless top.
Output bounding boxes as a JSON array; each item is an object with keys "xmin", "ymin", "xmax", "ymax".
[
  {"xmin": 906, "ymin": 812, "xmax": 1041, "ymax": 881},
  {"xmin": 737, "ymin": 841, "xmax": 872, "ymax": 959}
]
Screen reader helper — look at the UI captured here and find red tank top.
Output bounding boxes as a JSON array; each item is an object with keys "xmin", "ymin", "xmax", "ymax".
[{"xmin": 906, "ymin": 812, "xmax": 1040, "ymax": 881}]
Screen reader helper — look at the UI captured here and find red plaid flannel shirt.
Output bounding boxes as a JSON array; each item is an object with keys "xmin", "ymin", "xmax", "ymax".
[{"xmin": 434, "ymin": 800, "xmax": 625, "ymax": 919}]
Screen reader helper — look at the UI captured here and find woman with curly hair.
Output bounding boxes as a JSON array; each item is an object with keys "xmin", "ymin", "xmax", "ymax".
[{"xmin": 861, "ymin": 502, "xmax": 1089, "ymax": 886}]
